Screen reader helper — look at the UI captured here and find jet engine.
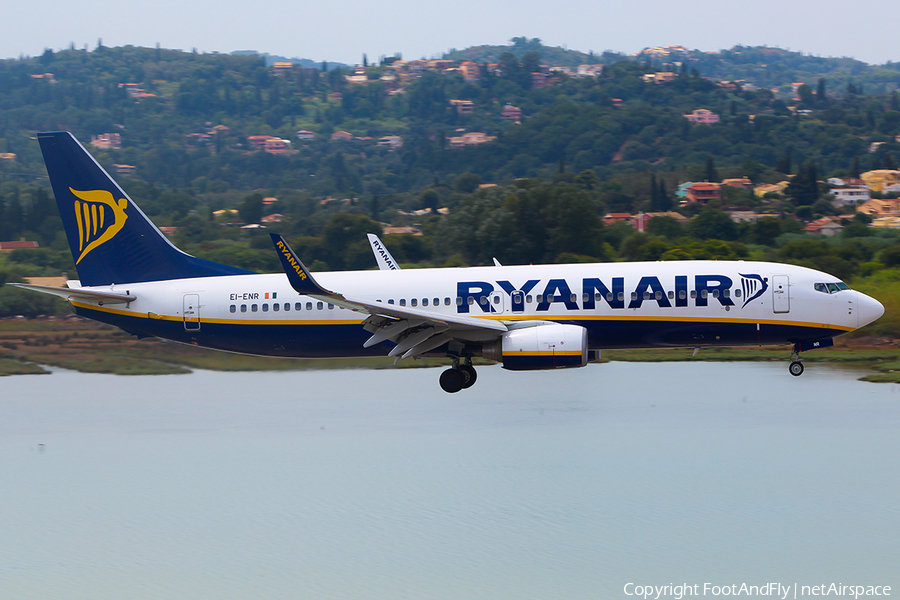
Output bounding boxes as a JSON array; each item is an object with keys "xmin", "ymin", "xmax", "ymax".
[{"xmin": 482, "ymin": 323, "xmax": 588, "ymax": 371}]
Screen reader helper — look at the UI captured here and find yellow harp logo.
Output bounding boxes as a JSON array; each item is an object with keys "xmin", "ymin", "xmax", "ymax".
[{"xmin": 71, "ymin": 188, "xmax": 129, "ymax": 264}]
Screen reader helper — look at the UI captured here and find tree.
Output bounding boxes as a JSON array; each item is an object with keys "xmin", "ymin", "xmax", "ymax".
[
  {"xmin": 705, "ymin": 157, "xmax": 719, "ymax": 183},
  {"xmin": 419, "ymin": 189, "xmax": 440, "ymax": 213},
  {"xmin": 322, "ymin": 213, "xmax": 383, "ymax": 270},
  {"xmin": 238, "ymin": 192, "xmax": 264, "ymax": 224},
  {"xmin": 816, "ymin": 78, "xmax": 826, "ymax": 105},
  {"xmin": 689, "ymin": 208, "xmax": 737, "ymax": 240},
  {"xmin": 454, "ymin": 172, "xmax": 482, "ymax": 194},
  {"xmin": 784, "ymin": 162, "xmax": 819, "ymax": 206},
  {"xmin": 776, "ymin": 149, "xmax": 793, "ymax": 175}
]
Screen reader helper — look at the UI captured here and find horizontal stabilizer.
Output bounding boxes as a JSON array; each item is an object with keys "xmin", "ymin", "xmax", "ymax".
[{"xmin": 8, "ymin": 283, "xmax": 136, "ymax": 304}]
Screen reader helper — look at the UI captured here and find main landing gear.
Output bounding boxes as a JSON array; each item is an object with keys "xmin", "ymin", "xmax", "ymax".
[{"xmin": 439, "ymin": 357, "xmax": 477, "ymax": 393}]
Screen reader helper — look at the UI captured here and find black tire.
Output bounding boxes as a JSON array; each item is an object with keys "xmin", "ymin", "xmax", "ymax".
[
  {"xmin": 439, "ymin": 368, "xmax": 464, "ymax": 393},
  {"xmin": 789, "ymin": 361, "xmax": 804, "ymax": 377},
  {"xmin": 460, "ymin": 365, "xmax": 477, "ymax": 388}
]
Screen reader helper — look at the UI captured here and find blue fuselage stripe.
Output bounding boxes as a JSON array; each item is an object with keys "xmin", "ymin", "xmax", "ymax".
[{"xmin": 75, "ymin": 306, "xmax": 844, "ymax": 358}]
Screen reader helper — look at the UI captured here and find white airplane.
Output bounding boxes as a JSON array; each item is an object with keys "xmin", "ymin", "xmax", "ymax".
[{"xmin": 14, "ymin": 132, "xmax": 885, "ymax": 392}]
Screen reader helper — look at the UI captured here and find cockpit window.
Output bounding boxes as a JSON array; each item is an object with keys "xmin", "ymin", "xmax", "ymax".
[{"xmin": 815, "ymin": 282, "xmax": 849, "ymax": 294}]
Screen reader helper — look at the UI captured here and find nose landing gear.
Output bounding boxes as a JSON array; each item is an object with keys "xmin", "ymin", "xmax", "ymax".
[{"xmin": 789, "ymin": 343, "xmax": 804, "ymax": 377}]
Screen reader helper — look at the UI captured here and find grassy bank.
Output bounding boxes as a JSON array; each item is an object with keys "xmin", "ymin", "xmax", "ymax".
[{"xmin": 1, "ymin": 317, "xmax": 898, "ymax": 381}]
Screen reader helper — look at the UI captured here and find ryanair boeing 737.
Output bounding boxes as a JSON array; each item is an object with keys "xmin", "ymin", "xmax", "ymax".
[{"xmin": 14, "ymin": 132, "xmax": 885, "ymax": 392}]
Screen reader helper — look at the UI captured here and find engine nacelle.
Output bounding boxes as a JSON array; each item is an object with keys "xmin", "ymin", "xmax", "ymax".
[{"xmin": 482, "ymin": 324, "xmax": 588, "ymax": 371}]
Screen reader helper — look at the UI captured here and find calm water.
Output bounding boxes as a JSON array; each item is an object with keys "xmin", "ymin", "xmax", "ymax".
[{"xmin": 1, "ymin": 362, "xmax": 899, "ymax": 599}]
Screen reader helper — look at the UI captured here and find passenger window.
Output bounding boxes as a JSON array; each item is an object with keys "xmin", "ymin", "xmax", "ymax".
[
  {"xmin": 723, "ymin": 289, "xmax": 729, "ymax": 298},
  {"xmin": 241, "ymin": 304, "xmax": 247, "ymax": 313},
  {"xmin": 434, "ymin": 298, "xmax": 440, "ymax": 306},
  {"xmin": 691, "ymin": 290, "xmax": 697, "ymax": 299},
  {"xmin": 526, "ymin": 295, "xmax": 533, "ymax": 303},
  {"xmin": 493, "ymin": 295, "xmax": 500, "ymax": 304},
  {"xmin": 456, "ymin": 297, "xmax": 462, "ymax": 306},
  {"xmin": 679, "ymin": 290, "xmax": 686, "ymax": 300},
  {"xmin": 668, "ymin": 291, "xmax": 674, "ymax": 300},
  {"xmin": 712, "ymin": 290, "xmax": 719, "ymax": 299},
  {"xmin": 444, "ymin": 297, "xmax": 451, "ymax": 306},
  {"xmin": 701, "ymin": 290, "xmax": 708, "ymax": 299},
  {"xmin": 328, "ymin": 303, "xmax": 334, "ymax": 309},
  {"xmin": 570, "ymin": 294, "xmax": 577, "ymax": 303},
  {"xmin": 262, "ymin": 303, "xmax": 269, "ymax": 312},
  {"xmin": 631, "ymin": 292, "xmax": 638, "ymax": 301},
  {"xmin": 617, "ymin": 292, "xmax": 624, "ymax": 301},
  {"xmin": 411, "ymin": 299, "xmax": 417, "ymax": 307},
  {"xmin": 400, "ymin": 299, "xmax": 406, "ymax": 306},
  {"xmin": 317, "ymin": 302, "xmax": 323, "ymax": 310},
  {"xmin": 273, "ymin": 303, "xmax": 279, "ymax": 312},
  {"xmin": 284, "ymin": 303, "xmax": 290, "ymax": 311},
  {"xmin": 655, "ymin": 291, "xmax": 662, "ymax": 300},
  {"xmin": 584, "ymin": 293, "xmax": 591, "ymax": 302},
  {"xmin": 230, "ymin": 305, "xmax": 236, "ymax": 313},
  {"xmin": 306, "ymin": 302, "xmax": 312, "ymax": 310},
  {"xmin": 536, "ymin": 294, "xmax": 543, "ymax": 303},
  {"xmin": 734, "ymin": 289, "xmax": 741, "ymax": 298},
  {"xmin": 422, "ymin": 298, "xmax": 429, "ymax": 307},
  {"xmin": 643, "ymin": 291, "xmax": 650, "ymax": 300},
  {"xmin": 479, "ymin": 296, "xmax": 488, "ymax": 305},
  {"xmin": 606, "ymin": 293, "xmax": 613, "ymax": 301},
  {"xmin": 388, "ymin": 299, "xmax": 395, "ymax": 304},
  {"xmin": 467, "ymin": 297, "xmax": 475, "ymax": 305},
  {"xmin": 251, "ymin": 304, "xmax": 258, "ymax": 312}
]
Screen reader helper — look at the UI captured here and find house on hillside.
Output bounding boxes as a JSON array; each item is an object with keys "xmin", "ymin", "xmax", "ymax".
[
  {"xmin": 683, "ymin": 109, "xmax": 720, "ymax": 124},
  {"xmin": 684, "ymin": 182, "xmax": 721, "ymax": 204},
  {"xmin": 860, "ymin": 170, "xmax": 900, "ymax": 192},
  {"xmin": 857, "ymin": 199, "xmax": 899, "ymax": 217},
  {"xmin": 500, "ymin": 104, "xmax": 522, "ymax": 121}
]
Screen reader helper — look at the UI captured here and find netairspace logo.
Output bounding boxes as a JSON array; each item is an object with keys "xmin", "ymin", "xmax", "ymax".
[{"xmin": 623, "ymin": 583, "xmax": 892, "ymax": 600}]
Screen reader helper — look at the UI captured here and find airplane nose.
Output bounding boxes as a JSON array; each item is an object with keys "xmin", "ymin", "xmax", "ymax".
[{"xmin": 857, "ymin": 291, "xmax": 885, "ymax": 328}]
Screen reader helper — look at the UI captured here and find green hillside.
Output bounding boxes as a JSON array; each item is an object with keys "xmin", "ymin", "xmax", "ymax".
[{"xmin": 1, "ymin": 42, "xmax": 900, "ymax": 330}]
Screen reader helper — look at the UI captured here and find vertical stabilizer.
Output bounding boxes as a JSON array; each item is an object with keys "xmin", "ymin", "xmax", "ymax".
[{"xmin": 38, "ymin": 131, "xmax": 252, "ymax": 286}]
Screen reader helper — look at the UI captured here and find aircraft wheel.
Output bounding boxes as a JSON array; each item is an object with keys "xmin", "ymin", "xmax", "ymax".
[
  {"xmin": 460, "ymin": 365, "xmax": 477, "ymax": 389},
  {"xmin": 440, "ymin": 368, "xmax": 464, "ymax": 393},
  {"xmin": 789, "ymin": 361, "xmax": 804, "ymax": 377}
]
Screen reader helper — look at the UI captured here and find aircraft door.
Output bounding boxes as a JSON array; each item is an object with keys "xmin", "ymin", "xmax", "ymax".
[
  {"xmin": 511, "ymin": 290, "xmax": 525, "ymax": 312},
  {"xmin": 489, "ymin": 291, "xmax": 505, "ymax": 314},
  {"xmin": 183, "ymin": 294, "xmax": 201, "ymax": 330},
  {"xmin": 772, "ymin": 275, "xmax": 790, "ymax": 313}
]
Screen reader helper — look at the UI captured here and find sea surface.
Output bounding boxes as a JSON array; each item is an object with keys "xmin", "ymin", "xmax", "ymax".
[{"xmin": 1, "ymin": 362, "xmax": 898, "ymax": 599}]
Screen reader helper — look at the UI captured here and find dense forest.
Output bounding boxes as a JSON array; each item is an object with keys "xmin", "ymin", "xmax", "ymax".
[{"xmin": 2, "ymin": 40, "xmax": 900, "ymax": 325}]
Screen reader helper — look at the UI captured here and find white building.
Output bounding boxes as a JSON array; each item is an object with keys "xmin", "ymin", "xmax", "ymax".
[{"xmin": 830, "ymin": 187, "xmax": 871, "ymax": 207}]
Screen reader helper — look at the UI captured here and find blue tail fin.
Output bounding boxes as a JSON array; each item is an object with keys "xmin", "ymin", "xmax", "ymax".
[{"xmin": 38, "ymin": 131, "xmax": 253, "ymax": 286}]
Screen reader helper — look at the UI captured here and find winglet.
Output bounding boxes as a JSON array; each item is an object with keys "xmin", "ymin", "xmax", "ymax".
[
  {"xmin": 270, "ymin": 233, "xmax": 332, "ymax": 296},
  {"xmin": 367, "ymin": 233, "xmax": 401, "ymax": 270}
]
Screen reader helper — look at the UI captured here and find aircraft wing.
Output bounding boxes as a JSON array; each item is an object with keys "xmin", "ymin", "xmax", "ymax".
[
  {"xmin": 271, "ymin": 234, "xmax": 506, "ymax": 359},
  {"xmin": 7, "ymin": 283, "xmax": 136, "ymax": 304}
]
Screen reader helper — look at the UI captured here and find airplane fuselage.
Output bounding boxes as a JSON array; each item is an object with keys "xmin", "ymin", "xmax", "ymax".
[{"xmin": 68, "ymin": 260, "xmax": 872, "ymax": 359}]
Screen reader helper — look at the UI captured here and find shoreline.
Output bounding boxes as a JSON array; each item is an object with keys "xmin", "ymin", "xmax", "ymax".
[{"xmin": 2, "ymin": 318, "xmax": 899, "ymax": 383}]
